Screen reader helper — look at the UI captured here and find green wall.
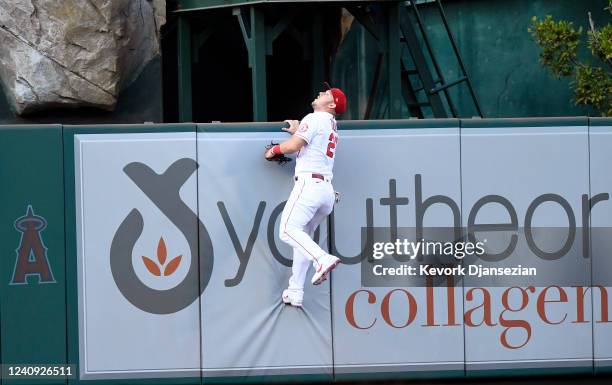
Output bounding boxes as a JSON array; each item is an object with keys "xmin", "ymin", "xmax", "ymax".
[
  {"xmin": 0, "ymin": 118, "xmax": 611, "ymax": 383},
  {"xmin": 0, "ymin": 125, "xmax": 66, "ymax": 384},
  {"xmin": 333, "ymin": 0, "xmax": 610, "ymax": 119}
]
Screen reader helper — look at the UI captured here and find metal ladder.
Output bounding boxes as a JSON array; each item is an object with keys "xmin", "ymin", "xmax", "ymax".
[
  {"xmin": 361, "ymin": 0, "xmax": 483, "ymax": 119},
  {"xmin": 399, "ymin": 0, "xmax": 483, "ymax": 118}
]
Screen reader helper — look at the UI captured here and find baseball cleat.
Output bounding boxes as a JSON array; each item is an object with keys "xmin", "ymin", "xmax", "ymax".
[
  {"xmin": 282, "ymin": 289, "xmax": 303, "ymax": 307},
  {"xmin": 316, "ymin": 268, "xmax": 332, "ymax": 284},
  {"xmin": 311, "ymin": 254, "xmax": 340, "ymax": 285}
]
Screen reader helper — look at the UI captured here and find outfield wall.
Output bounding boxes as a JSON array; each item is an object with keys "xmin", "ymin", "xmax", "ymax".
[{"xmin": 1, "ymin": 117, "xmax": 611, "ymax": 384}]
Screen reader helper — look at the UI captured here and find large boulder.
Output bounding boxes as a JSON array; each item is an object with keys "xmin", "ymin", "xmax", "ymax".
[{"xmin": 0, "ymin": 0, "xmax": 165, "ymax": 115}]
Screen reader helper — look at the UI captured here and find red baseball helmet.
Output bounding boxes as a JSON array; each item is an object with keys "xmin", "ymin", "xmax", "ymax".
[{"xmin": 324, "ymin": 82, "xmax": 347, "ymax": 115}]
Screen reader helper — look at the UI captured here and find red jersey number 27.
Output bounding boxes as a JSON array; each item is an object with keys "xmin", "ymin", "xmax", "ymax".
[{"xmin": 326, "ymin": 133, "xmax": 338, "ymax": 158}]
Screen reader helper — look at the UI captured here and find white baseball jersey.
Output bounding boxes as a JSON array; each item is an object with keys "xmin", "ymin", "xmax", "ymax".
[
  {"xmin": 278, "ymin": 111, "xmax": 340, "ymax": 293},
  {"xmin": 293, "ymin": 111, "xmax": 338, "ymax": 178}
]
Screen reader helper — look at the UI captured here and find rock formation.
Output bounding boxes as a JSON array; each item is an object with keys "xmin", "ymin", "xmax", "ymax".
[{"xmin": 0, "ymin": 0, "xmax": 165, "ymax": 114}]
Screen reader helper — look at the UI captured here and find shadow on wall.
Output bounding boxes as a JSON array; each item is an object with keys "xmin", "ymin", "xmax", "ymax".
[{"xmin": 0, "ymin": 57, "xmax": 163, "ymax": 125}]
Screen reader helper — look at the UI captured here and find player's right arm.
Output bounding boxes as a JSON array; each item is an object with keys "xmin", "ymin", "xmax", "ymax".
[
  {"xmin": 273, "ymin": 115, "xmax": 317, "ymax": 156},
  {"xmin": 283, "ymin": 120, "xmax": 300, "ymax": 135}
]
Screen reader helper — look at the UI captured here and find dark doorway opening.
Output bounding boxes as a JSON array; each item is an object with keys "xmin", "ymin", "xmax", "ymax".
[{"xmin": 162, "ymin": 5, "xmax": 341, "ymax": 123}]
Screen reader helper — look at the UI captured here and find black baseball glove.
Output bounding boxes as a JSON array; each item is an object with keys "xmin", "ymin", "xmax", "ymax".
[{"xmin": 264, "ymin": 141, "xmax": 292, "ymax": 165}]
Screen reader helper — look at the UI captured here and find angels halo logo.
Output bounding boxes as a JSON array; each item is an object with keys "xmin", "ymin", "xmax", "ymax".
[
  {"xmin": 11, "ymin": 205, "xmax": 56, "ymax": 285},
  {"xmin": 110, "ymin": 158, "xmax": 214, "ymax": 314}
]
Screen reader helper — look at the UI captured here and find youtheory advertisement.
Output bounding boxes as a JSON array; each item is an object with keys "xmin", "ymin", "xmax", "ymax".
[{"xmin": 0, "ymin": 1, "xmax": 611, "ymax": 385}]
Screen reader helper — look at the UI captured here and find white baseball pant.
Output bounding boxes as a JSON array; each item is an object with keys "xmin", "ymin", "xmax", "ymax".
[{"xmin": 279, "ymin": 175, "xmax": 335, "ymax": 291}]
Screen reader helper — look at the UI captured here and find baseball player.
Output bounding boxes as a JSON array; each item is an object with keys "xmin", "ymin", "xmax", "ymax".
[{"xmin": 264, "ymin": 83, "xmax": 347, "ymax": 307}]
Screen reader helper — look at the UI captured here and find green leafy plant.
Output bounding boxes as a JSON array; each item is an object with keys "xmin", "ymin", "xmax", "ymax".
[{"xmin": 529, "ymin": 1, "xmax": 612, "ymax": 116}]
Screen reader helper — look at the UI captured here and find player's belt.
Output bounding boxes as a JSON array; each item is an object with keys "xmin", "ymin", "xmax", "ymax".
[
  {"xmin": 311, "ymin": 173, "xmax": 324, "ymax": 180},
  {"xmin": 294, "ymin": 173, "xmax": 331, "ymax": 182}
]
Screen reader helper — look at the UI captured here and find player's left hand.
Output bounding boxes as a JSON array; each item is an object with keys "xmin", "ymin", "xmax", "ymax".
[
  {"xmin": 264, "ymin": 141, "xmax": 292, "ymax": 165},
  {"xmin": 282, "ymin": 120, "xmax": 299, "ymax": 135},
  {"xmin": 264, "ymin": 147, "xmax": 275, "ymax": 160}
]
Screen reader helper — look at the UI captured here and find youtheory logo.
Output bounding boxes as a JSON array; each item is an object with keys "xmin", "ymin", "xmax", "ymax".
[
  {"xmin": 110, "ymin": 158, "xmax": 214, "ymax": 315},
  {"xmin": 107, "ymin": 164, "xmax": 609, "ymax": 314}
]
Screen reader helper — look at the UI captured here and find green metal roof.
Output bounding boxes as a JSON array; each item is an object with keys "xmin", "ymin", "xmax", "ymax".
[{"xmin": 175, "ymin": 0, "xmax": 402, "ymax": 12}]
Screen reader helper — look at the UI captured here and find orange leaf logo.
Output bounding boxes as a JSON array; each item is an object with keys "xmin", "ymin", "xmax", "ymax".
[
  {"xmin": 157, "ymin": 237, "xmax": 167, "ymax": 265},
  {"xmin": 142, "ymin": 256, "xmax": 161, "ymax": 276},
  {"xmin": 164, "ymin": 255, "xmax": 182, "ymax": 276},
  {"xmin": 142, "ymin": 236, "xmax": 182, "ymax": 277}
]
